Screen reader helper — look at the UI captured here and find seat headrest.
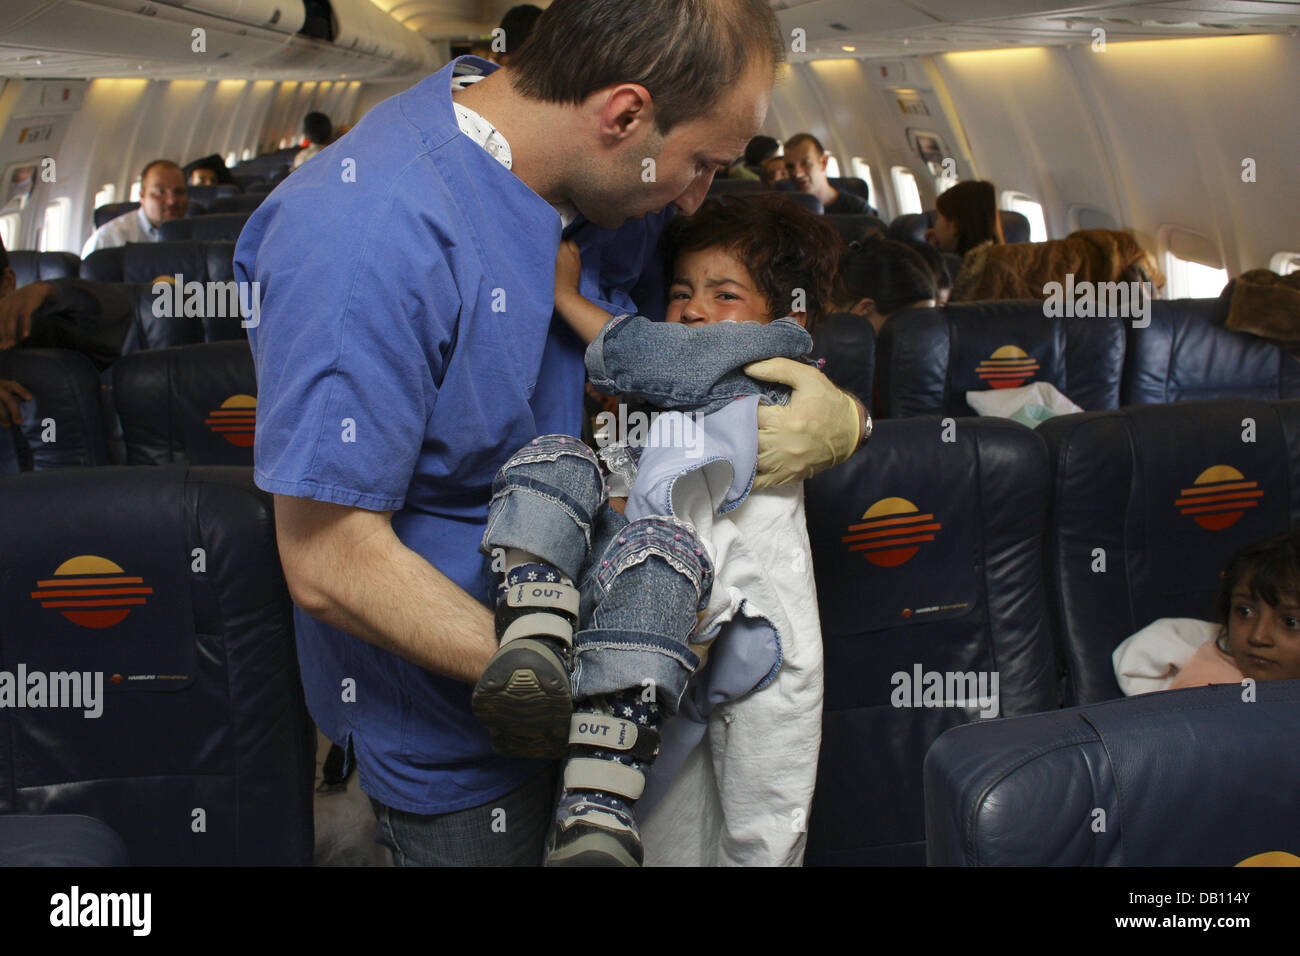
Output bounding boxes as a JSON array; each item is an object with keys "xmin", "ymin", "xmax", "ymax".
[
  {"xmin": 926, "ymin": 681, "xmax": 1300, "ymax": 865},
  {"xmin": 887, "ymin": 212, "xmax": 936, "ymax": 244},
  {"xmin": 8, "ymin": 251, "xmax": 81, "ymax": 285},
  {"xmin": 107, "ymin": 341, "xmax": 256, "ymax": 466},
  {"xmin": 829, "ymin": 176, "xmax": 870, "ymax": 202},
  {"xmin": 824, "ymin": 214, "xmax": 886, "ymax": 245},
  {"xmin": 999, "ymin": 209, "xmax": 1031, "ymax": 244},
  {"xmin": 0, "ymin": 349, "xmax": 108, "ymax": 469},
  {"xmin": 809, "ymin": 313, "xmax": 874, "ymax": 408},
  {"xmin": 158, "ymin": 213, "xmax": 251, "ymax": 242},
  {"xmin": 121, "ymin": 240, "xmax": 236, "ymax": 284}
]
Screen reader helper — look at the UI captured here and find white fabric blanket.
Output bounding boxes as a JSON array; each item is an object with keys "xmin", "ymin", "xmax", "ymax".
[
  {"xmin": 1111, "ymin": 617, "xmax": 1220, "ymax": 696},
  {"xmin": 966, "ymin": 381, "xmax": 1083, "ymax": 427}
]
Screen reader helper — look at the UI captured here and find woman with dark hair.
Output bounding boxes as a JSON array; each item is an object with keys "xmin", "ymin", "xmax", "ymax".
[
  {"xmin": 828, "ymin": 236, "xmax": 938, "ymax": 333},
  {"xmin": 932, "ymin": 179, "xmax": 1004, "ymax": 256}
]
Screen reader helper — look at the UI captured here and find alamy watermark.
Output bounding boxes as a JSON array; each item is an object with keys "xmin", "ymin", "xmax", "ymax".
[
  {"xmin": 1042, "ymin": 273, "xmax": 1152, "ymax": 328},
  {"xmin": 594, "ymin": 404, "xmax": 706, "ymax": 459},
  {"xmin": 152, "ymin": 276, "xmax": 260, "ymax": 328},
  {"xmin": 890, "ymin": 665, "xmax": 1000, "ymax": 718},
  {"xmin": 0, "ymin": 664, "xmax": 103, "ymax": 718}
]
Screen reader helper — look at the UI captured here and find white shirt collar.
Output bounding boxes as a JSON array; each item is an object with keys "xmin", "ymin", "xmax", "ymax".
[{"xmin": 136, "ymin": 207, "xmax": 161, "ymax": 240}]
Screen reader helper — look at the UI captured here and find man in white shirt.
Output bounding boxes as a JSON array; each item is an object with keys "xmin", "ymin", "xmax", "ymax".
[{"xmin": 81, "ymin": 160, "xmax": 188, "ymax": 256}]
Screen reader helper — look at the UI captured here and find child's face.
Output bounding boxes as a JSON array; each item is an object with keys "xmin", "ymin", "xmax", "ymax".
[
  {"xmin": 1225, "ymin": 576, "xmax": 1300, "ymax": 681},
  {"xmin": 666, "ymin": 247, "xmax": 778, "ymax": 327}
]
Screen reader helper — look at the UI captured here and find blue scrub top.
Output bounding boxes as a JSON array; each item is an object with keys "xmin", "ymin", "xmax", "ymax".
[{"xmin": 235, "ymin": 56, "xmax": 669, "ymax": 814}]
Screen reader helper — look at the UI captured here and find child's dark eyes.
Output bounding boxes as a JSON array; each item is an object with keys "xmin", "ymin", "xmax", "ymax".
[{"xmin": 1233, "ymin": 603, "xmax": 1256, "ymax": 619}]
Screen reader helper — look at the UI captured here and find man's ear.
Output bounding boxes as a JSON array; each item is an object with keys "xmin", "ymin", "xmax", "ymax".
[
  {"xmin": 0, "ymin": 267, "xmax": 16, "ymax": 299},
  {"xmin": 818, "ymin": 153, "xmax": 829, "ymax": 173},
  {"xmin": 595, "ymin": 84, "xmax": 655, "ymax": 145}
]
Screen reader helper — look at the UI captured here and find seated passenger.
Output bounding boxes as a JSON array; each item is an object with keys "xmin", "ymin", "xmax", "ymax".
[
  {"xmin": 183, "ymin": 153, "xmax": 236, "ymax": 187},
  {"xmin": 742, "ymin": 134, "xmax": 781, "ymax": 185},
  {"xmin": 291, "ymin": 112, "xmax": 333, "ymax": 169},
  {"xmin": 927, "ymin": 179, "xmax": 1003, "ymax": 256},
  {"xmin": 828, "ymin": 236, "xmax": 937, "ymax": 334},
  {"xmin": 473, "ymin": 194, "xmax": 852, "ymax": 866},
  {"xmin": 1113, "ymin": 530, "xmax": 1300, "ymax": 694},
  {"xmin": 783, "ymin": 132, "xmax": 871, "ymax": 215},
  {"xmin": 81, "ymin": 159, "xmax": 188, "ymax": 256},
  {"xmin": 0, "ymin": 234, "xmax": 134, "ymax": 373},
  {"xmin": 899, "ymin": 237, "xmax": 953, "ymax": 304}
]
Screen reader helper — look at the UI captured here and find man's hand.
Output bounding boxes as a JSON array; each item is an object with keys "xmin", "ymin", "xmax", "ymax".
[
  {"xmin": 0, "ymin": 377, "xmax": 33, "ymax": 427},
  {"xmin": 273, "ymin": 495, "xmax": 498, "ymax": 684},
  {"xmin": 745, "ymin": 358, "xmax": 864, "ymax": 489},
  {"xmin": 0, "ymin": 281, "xmax": 55, "ymax": 351}
]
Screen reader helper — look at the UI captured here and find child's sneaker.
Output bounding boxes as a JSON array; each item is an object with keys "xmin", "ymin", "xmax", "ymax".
[{"xmin": 472, "ymin": 563, "xmax": 580, "ymax": 759}]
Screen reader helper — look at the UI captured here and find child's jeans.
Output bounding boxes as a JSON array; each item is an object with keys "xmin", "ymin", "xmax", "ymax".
[{"xmin": 481, "ymin": 434, "xmax": 713, "ymax": 712}]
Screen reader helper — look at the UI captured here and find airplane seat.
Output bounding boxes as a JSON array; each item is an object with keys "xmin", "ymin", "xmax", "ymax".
[
  {"xmin": 208, "ymin": 194, "xmax": 267, "ymax": 215},
  {"xmin": 82, "ymin": 240, "xmax": 236, "ymax": 284},
  {"xmin": 808, "ymin": 313, "xmax": 874, "ymax": 407},
  {"xmin": 105, "ymin": 341, "xmax": 256, "ymax": 466},
  {"xmin": 887, "ymin": 212, "xmax": 936, "ymax": 244},
  {"xmin": 184, "ymin": 184, "xmax": 241, "ymax": 207},
  {"xmin": 1036, "ymin": 398, "xmax": 1300, "ymax": 705},
  {"xmin": 245, "ymin": 181, "xmax": 274, "ymax": 195},
  {"xmin": 0, "ymin": 465, "xmax": 315, "ymax": 865},
  {"xmin": 0, "ymin": 814, "xmax": 130, "ymax": 866},
  {"xmin": 92, "ymin": 202, "xmax": 138, "ymax": 229},
  {"xmin": 230, "ymin": 172, "xmax": 266, "ymax": 191},
  {"xmin": 924, "ymin": 681, "xmax": 1300, "ymax": 865},
  {"xmin": 7, "ymin": 251, "xmax": 81, "ymax": 285},
  {"xmin": 999, "ymin": 210, "xmax": 1032, "ymax": 244},
  {"xmin": 158, "ymin": 213, "xmax": 253, "ymax": 242},
  {"xmin": 825, "ymin": 213, "xmax": 886, "ymax": 245},
  {"xmin": 876, "ymin": 302, "xmax": 1125, "ymax": 417},
  {"xmin": 776, "ymin": 191, "xmax": 823, "ymax": 215},
  {"xmin": 829, "ymin": 176, "xmax": 870, "ymax": 202},
  {"xmin": 1124, "ymin": 297, "xmax": 1300, "ymax": 404},
  {"xmin": 120, "ymin": 282, "xmax": 205, "ymax": 353},
  {"xmin": 0, "ymin": 349, "xmax": 109, "ymax": 469},
  {"xmin": 803, "ymin": 417, "xmax": 1058, "ymax": 865}
]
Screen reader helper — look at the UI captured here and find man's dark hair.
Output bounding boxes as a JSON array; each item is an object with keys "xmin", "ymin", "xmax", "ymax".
[
  {"xmin": 183, "ymin": 153, "xmax": 235, "ymax": 185},
  {"xmin": 510, "ymin": 0, "xmax": 784, "ymax": 135},
  {"xmin": 744, "ymin": 135, "xmax": 779, "ymax": 167},
  {"xmin": 662, "ymin": 194, "xmax": 842, "ymax": 332},
  {"xmin": 303, "ymin": 112, "xmax": 332, "ymax": 145},
  {"xmin": 498, "ymin": 4, "xmax": 543, "ymax": 53},
  {"xmin": 1214, "ymin": 530, "xmax": 1300, "ymax": 650},
  {"xmin": 139, "ymin": 159, "xmax": 182, "ymax": 185},
  {"xmin": 784, "ymin": 133, "xmax": 825, "ymax": 156},
  {"xmin": 834, "ymin": 237, "xmax": 938, "ymax": 316}
]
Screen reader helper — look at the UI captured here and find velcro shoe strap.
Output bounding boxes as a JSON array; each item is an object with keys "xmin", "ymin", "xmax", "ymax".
[
  {"xmin": 563, "ymin": 758, "xmax": 645, "ymax": 800},
  {"xmin": 568, "ymin": 714, "xmax": 661, "ymax": 760},
  {"xmin": 500, "ymin": 613, "xmax": 573, "ymax": 648},
  {"xmin": 505, "ymin": 581, "xmax": 580, "ymax": 617}
]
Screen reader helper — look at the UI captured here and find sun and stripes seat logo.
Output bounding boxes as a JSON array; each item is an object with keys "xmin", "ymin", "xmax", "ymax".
[
  {"xmin": 1177, "ymin": 465, "xmax": 1262, "ymax": 530},
  {"xmin": 30, "ymin": 555, "xmax": 153, "ymax": 628},
  {"xmin": 841, "ymin": 497, "xmax": 942, "ymax": 567},
  {"xmin": 204, "ymin": 394, "xmax": 256, "ymax": 447},
  {"xmin": 975, "ymin": 345, "xmax": 1040, "ymax": 389}
]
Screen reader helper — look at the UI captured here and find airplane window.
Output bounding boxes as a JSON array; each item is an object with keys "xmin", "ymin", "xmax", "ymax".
[
  {"xmin": 0, "ymin": 213, "xmax": 19, "ymax": 251},
  {"xmin": 825, "ymin": 155, "xmax": 841, "ymax": 178},
  {"xmin": 850, "ymin": 157, "xmax": 877, "ymax": 209},
  {"xmin": 129, "ymin": 179, "xmax": 142, "ymax": 202},
  {"xmin": 93, "ymin": 183, "xmax": 115, "ymax": 209},
  {"xmin": 891, "ymin": 166, "xmax": 922, "ymax": 216},
  {"xmin": 225, "ymin": 152, "xmax": 238, "ymax": 169},
  {"xmin": 1002, "ymin": 192, "xmax": 1049, "ymax": 242},
  {"xmin": 1269, "ymin": 252, "xmax": 1300, "ymax": 276},
  {"xmin": 38, "ymin": 197, "xmax": 71, "ymax": 253},
  {"xmin": 243, "ymin": 148, "xmax": 254, "ymax": 161},
  {"xmin": 1164, "ymin": 253, "xmax": 1230, "ymax": 299}
]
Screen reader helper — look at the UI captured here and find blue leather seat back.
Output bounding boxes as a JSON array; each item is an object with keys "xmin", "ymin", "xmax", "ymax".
[
  {"xmin": 829, "ymin": 176, "xmax": 869, "ymax": 201},
  {"xmin": 183, "ymin": 184, "xmax": 240, "ymax": 207},
  {"xmin": 809, "ymin": 313, "xmax": 875, "ymax": 408},
  {"xmin": 804, "ymin": 417, "xmax": 1058, "ymax": 865},
  {"xmin": 778, "ymin": 191, "xmax": 822, "ymax": 214},
  {"xmin": 925, "ymin": 681, "xmax": 1300, "ymax": 865},
  {"xmin": 877, "ymin": 302, "xmax": 1126, "ymax": 418},
  {"xmin": 93, "ymin": 202, "xmax": 139, "ymax": 229},
  {"xmin": 158, "ymin": 213, "xmax": 252, "ymax": 242},
  {"xmin": 999, "ymin": 209, "xmax": 1031, "ymax": 244},
  {"xmin": 208, "ymin": 194, "xmax": 267, "ymax": 214},
  {"xmin": 824, "ymin": 214, "xmax": 886, "ymax": 245},
  {"xmin": 1124, "ymin": 297, "xmax": 1300, "ymax": 404},
  {"xmin": 1038, "ymin": 399, "xmax": 1300, "ymax": 704},
  {"xmin": 106, "ymin": 341, "xmax": 256, "ymax": 466},
  {"xmin": 81, "ymin": 241, "xmax": 235, "ymax": 284},
  {"xmin": 887, "ymin": 212, "xmax": 934, "ymax": 244},
  {"xmin": 0, "ymin": 814, "xmax": 129, "ymax": 866},
  {"xmin": 8, "ymin": 251, "xmax": 80, "ymax": 285},
  {"xmin": 0, "ymin": 466, "xmax": 313, "ymax": 865},
  {"xmin": 0, "ymin": 349, "xmax": 108, "ymax": 469},
  {"xmin": 119, "ymin": 281, "xmax": 248, "ymax": 353}
]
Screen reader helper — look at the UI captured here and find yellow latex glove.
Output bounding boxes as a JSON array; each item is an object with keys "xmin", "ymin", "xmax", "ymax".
[{"xmin": 745, "ymin": 357, "xmax": 866, "ymax": 489}]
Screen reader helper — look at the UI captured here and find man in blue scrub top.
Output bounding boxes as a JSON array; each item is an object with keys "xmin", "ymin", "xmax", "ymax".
[{"xmin": 235, "ymin": 0, "xmax": 869, "ymax": 866}]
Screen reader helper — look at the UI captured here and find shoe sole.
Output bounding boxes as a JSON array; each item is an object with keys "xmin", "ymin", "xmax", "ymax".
[
  {"xmin": 546, "ymin": 828, "xmax": 641, "ymax": 867},
  {"xmin": 472, "ymin": 638, "xmax": 572, "ymax": 759}
]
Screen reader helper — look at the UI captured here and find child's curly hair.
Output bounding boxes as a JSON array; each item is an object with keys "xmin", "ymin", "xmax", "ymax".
[
  {"xmin": 661, "ymin": 194, "xmax": 842, "ymax": 334},
  {"xmin": 1213, "ymin": 530, "xmax": 1300, "ymax": 651}
]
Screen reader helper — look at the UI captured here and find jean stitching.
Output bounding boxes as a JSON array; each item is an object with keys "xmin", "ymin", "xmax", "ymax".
[
  {"xmin": 574, "ymin": 640, "xmax": 700, "ymax": 669},
  {"xmin": 491, "ymin": 480, "xmax": 598, "ymax": 546}
]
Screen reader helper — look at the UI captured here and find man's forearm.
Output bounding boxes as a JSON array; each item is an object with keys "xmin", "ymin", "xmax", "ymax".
[{"xmin": 277, "ymin": 498, "xmax": 497, "ymax": 684}]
